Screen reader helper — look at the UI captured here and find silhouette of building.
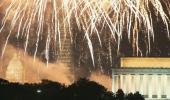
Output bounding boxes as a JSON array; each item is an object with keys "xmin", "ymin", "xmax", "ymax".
[{"xmin": 112, "ymin": 57, "xmax": 170, "ymax": 100}]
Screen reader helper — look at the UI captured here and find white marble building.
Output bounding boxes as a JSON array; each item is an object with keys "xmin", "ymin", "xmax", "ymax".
[
  {"xmin": 112, "ymin": 58, "xmax": 170, "ymax": 99},
  {"xmin": 6, "ymin": 54, "xmax": 24, "ymax": 83}
]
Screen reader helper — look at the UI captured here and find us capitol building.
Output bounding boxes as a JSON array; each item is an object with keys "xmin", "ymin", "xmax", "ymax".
[
  {"xmin": 5, "ymin": 54, "xmax": 24, "ymax": 83},
  {"xmin": 112, "ymin": 57, "xmax": 170, "ymax": 100}
]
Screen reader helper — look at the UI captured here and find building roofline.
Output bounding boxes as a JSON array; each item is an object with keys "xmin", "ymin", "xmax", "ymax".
[{"xmin": 112, "ymin": 68, "xmax": 170, "ymax": 75}]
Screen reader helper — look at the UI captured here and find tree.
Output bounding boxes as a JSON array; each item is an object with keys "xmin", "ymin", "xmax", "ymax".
[{"xmin": 116, "ymin": 89, "xmax": 125, "ymax": 100}]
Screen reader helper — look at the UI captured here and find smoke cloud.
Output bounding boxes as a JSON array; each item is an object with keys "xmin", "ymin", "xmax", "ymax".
[
  {"xmin": 0, "ymin": 44, "xmax": 74, "ymax": 85},
  {"xmin": 89, "ymin": 71, "xmax": 112, "ymax": 91},
  {"xmin": 0, "ymin": 45, "xmax": 112, "ymax": 90}
]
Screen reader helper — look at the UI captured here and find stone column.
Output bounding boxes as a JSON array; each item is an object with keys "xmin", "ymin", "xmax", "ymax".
[
  {"xmin": 142, "ymin": 74, "xmax": 147, "ymax": 96},
  {"xmin": 152, "ymin": 75, "xmax": 157, "ymax": 96},
  {"xmin": 157, "ymin": 75, "xmax": 161, "ymax": 98},
  {"xmin": 135, "ymin": 74, "xmax": 140, "ymax": 92},
  {"xmin": 112, "ymin": 74, "xmax": 115, "ymax": 93},
  {"xmin": 123, "ymin": 75, "xmax": 128, "ymax": 93},
  {"xmin": 127, "ymin": 74, "xmax": 132, "ymax": 93},
  {"xmin": 167, "ymin": 75, "xmax": 170, "ymax": 98},
  {"xmin": 115, "ymin": 75, "xmax": 119, "ymax": 92},
  {"xmin": 139, "ymin": 75, "xmax": 144, "ymax": 95},
  {"xmin": 120, "ymin": 75, "xmax": 123, "ymax": 90},
  {"xmin": 161, "ymin": 75, "xmax": 167, "ymax": 97},
  {"xmin": 131, "ymin": 75, "xmax": 135, "ymax": 93},
  {"xmin": 164, "ymin": 75, "xmax": 168, "ymax": 98},
  {"xmin": 148, "ymin": 75, "xmax": 153, "ymax": 98}
]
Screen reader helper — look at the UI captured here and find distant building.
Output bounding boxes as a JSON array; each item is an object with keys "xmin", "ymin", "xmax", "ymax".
[
  {"xmin": 112, "ymin": 58, "xmax": 170, "ymax": 100},
  {"xmin": 5, "ymin": 54, "xmax": 24, "ymax": 83}
]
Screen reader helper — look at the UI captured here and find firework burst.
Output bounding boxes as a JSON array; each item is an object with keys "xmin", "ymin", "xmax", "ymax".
[{"xmin": 0, "ymin": 0, "xmax": 169, "ymax": 66}]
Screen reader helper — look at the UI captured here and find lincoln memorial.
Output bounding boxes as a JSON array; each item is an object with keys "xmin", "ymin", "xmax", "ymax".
[{"xmin": 112, "ymin": 58, "xmax": 170, "ymax": 100}]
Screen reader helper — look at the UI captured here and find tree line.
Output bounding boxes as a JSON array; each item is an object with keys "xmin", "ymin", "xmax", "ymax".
[{"xmin": 0, "ymin": 78, "xmax": 144, "ymax": 100}]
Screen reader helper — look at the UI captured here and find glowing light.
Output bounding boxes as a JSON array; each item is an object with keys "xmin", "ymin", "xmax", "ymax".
[{"xmin": 37, "ymin": 89, "xmax": 42, "ymax": 93}]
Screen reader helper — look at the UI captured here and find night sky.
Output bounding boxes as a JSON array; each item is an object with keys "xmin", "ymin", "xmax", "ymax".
[{"xmin": 0, "ymin": 0, "xmax": 170, "ymax": 85}]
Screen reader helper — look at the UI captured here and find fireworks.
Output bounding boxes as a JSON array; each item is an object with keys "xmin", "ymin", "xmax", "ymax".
[{"xmin": 0, "ymin": 0, "xmax": 169, "ymax": 65}]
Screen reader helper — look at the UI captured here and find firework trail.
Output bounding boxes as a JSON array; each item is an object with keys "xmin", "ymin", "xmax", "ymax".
[{"xmin": 0, "ymin": 0, "xmax": 169, "ymax": 66}]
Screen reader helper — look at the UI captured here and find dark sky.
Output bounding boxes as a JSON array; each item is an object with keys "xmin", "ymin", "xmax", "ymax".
[{"xmin": 0, "ymin": 0, "xmax": 170, "ymax": 77}]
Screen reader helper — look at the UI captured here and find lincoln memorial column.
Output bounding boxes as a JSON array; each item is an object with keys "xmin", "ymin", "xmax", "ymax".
[
  {"xmin": 139, "ymin": 75, "xmax": 144, "ymax": 95},
  {"xmin": 135, "ymin": 74, "xmax": 140, "ymax": 92},
  {"xmin": 112, "ymin": 74, "xmax": 115, "ymax": 93},
  {"xmin": 115, "ymin": 75, "xmax": 119, "ymax": 91},
  {"xmin": 157, "ymin": 75, "xmax": 161, "ymax": 98},
  {"xmin": 127, "ymin": 74, "xmax": 132, "ymax": 93},
  {"xmin": 125, "ymin": 74, "xmax": 129, "ymax": 93},
  {"xmin": 120, "ymin": 75, "xmax": 123, "ymax": 90},
  {"xmin": 148, "ymin": 75, "xmax": 153, "ymax": 98},
  {"xmin": 167, "ymin": 75, "xmax": 170, "ymax": 98},
  {"xmin": 143, "ymin": 74, "xmax": 147, "ymax": 96}
]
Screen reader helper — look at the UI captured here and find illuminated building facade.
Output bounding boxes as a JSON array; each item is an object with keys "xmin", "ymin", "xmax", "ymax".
[
  {"xmin": 112, "ymin": 58, "xmax": 170, "ymax": 99},
  {"xmin": 5, "ymin": 54, "xmax": 24, "ymax": 83}
]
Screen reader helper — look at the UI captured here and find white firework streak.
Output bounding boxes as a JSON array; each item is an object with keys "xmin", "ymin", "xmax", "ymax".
[{"xmin": 0, "ymin": 0, "xmax": 169, "ymax": 65}]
